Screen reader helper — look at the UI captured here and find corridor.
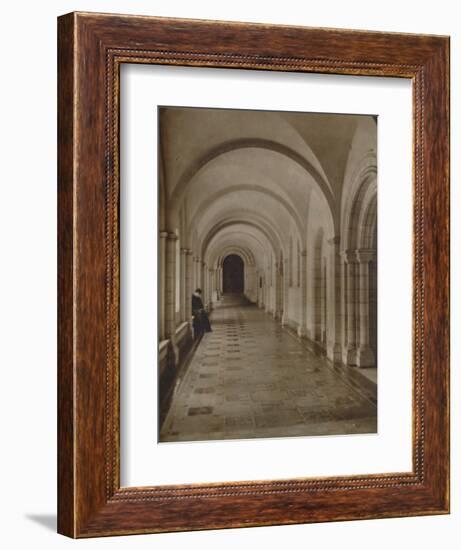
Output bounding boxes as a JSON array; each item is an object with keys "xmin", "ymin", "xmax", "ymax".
[
  {"xmin": 158, "ymin": 106, "xmax": 378, "ymax": 443},
  {"xmin": 160, "ymin": 295, "xmax": 377, "ymax": 443}
]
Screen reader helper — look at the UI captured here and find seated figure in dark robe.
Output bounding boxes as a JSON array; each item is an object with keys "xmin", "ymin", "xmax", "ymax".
[{"xmin": 192, "ymin": 288, "xmax": 211, "ymax": 339}]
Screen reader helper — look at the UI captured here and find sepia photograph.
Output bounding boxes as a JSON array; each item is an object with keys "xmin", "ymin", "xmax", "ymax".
[{"xmin": 158, "ymin": 105, "xmax": 378, "ymax": 443}]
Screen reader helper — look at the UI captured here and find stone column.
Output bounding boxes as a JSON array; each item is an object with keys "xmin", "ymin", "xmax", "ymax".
[
  {"xmin": 265, "ymin": 266, "xmax": 271, "ymax": 313},
  {"xmin": 320, "ymin": 257, "xmax": 327, "ymax": 343},
  {"xmin": 185, "ymin": 249, "xmax": 193, "ymax": 321},
  {"xmin": 180, "ymin": 248, "xmax": 187, "ymax": 322},
  {"xmin": 202, "ymin": 262, "xmax": 208, "ymax": 308},
  {"xmin": 312, "ymin": 250, "xmax": 322, "ymax": 342},
  {"xmin": 259, "ymin": 272, "xmax": 265, "ymax": 309},
  {"xmin": 165, "ymin": 233, "xmax": 178, "ymax": 362},
  {"xmin": 215, "ymin": 268, "xmax": 221, "ymax": 301},
  {"xmin": 256, "ymin": 270, "xmax": 262, "ymax": 307},
  {"xmin": 246, "ymin": 265, "xmax": 256, "ymax": 302},
  {"xmin": 158, "ymin": 231, "xmax": 168, "ymax": 341},
  {"xmin": 274, "ymin": 261, "xmax": 282, "ymax": 320},
  {"xmin": 341, "ymin": 250, "xmax": 357, "ymax": 365},
  {"xmin": 297, "ymin": 249, "xmax": 308, "ymax": 337},
  {"xmin": 355, "ymin": 248, "xmax": 376, "ymax": 367},
  {"xmin": 270, "ymin": 261, "xmax": 276, "ymax": 315},
  {"xmin": 192, "ymin": 256, "xmax": 196, "ymax": 290},
  {"xmin": 201, "ymin": 260, "xmax": 206, "ymax": 303},
  {"xmin": 209, "ymin": 268, "xmax": 215, "ymax": 306},
  {"xmin": 244, "ymin": 265, "xmax": 249, "ymax": 298},
  {"xmin": 215, "ymin": 269, "xmax": 219, "ymax": 302},
  {"xmin": 192, "ymin": 256, "xmax": 199, "ymax": 290},
  {"xmin": 326, "ymin": 237, "xmax": 342, "ymax": 361}
]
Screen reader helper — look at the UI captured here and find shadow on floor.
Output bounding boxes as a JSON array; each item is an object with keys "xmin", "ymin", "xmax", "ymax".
[{"xmin": 25, "ymin": 514, "xmax": 57, "ymax": 532}]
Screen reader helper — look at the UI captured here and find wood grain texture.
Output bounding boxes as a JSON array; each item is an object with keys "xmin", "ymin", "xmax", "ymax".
[
  {"xmin": 57, "ymin": 13, "xmax": 75, "ymax": 538},
  {"xmin": 57, "ymin": 11, "xmax": 450, "ymax": 538}
]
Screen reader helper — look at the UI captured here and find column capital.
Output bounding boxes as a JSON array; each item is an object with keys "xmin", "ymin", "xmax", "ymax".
[
  {"xmin": 300, "ymin": 249, "xmax": 308, "ymax": 257},
  {"xmin": 159, "ymin": 231, "xmax": 169, "ymax": 239},
  {"xmin": 180, "ymin": 247, "xmax": 191, "ymax": 254},
  {"xmin": 327, "ymin": 236, "xmax": 340, "ymax": 246},
  {"xmin": 341, "ymin": 249, "xmax": 357, "ymax": 263},
  {"xmin": 166, "ymin": 232, "xmax": 178, "ymax": 241},
  {"xmin": 356, "ymin": 248, "xmax": 376, "ymax": 263}
]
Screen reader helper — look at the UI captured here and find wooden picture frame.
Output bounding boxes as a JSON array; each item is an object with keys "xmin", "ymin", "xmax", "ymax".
[{"xmin": 57, "ymin": 11, "xmax": 450, "ymax": 538}]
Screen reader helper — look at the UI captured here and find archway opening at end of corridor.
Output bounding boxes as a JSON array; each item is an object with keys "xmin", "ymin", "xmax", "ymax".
[{"xmin": 222, "ymin": 254, "xmax": 244, "ymax": 294}]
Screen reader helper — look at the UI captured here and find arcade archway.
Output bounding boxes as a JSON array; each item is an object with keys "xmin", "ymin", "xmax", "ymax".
[{"xmin": 222, "ymin": 254, "xmax": 244, "ymax": 293}]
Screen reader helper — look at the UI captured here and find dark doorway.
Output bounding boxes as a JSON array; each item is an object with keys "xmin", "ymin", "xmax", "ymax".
[{"xmin": 223, "ymin": 254, "xmax": 244, "ymax": 293}]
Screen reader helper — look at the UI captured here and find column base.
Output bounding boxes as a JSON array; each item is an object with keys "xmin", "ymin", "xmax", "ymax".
[
  {"xmin": 355, "ymin": 346, "xmax": 375, "ymax": 367},
  {"xmin": 327, "ymin": 342, "xmax": 342, "ymax": 362},
  {"xmin": 342, "ymin": 346, "xmax": 357, "ymax": 366},
  {"xmin": 167, "ymin": 337, "xmax": 180, "ymax": 368},
  {"xmin": 297, "ymin": 325, "xmax": 307, "ymax": 338}
]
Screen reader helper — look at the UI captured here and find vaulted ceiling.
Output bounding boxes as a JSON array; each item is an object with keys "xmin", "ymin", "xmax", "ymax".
[{"xmin": 159, "ymin": 106, "xmax": 376, "ymax": 268}]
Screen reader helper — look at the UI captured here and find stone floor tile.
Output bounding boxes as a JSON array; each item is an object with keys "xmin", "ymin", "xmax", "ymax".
[{"xmin": 159, "ymin": 295, "xmax": 377, "ymax": 443}]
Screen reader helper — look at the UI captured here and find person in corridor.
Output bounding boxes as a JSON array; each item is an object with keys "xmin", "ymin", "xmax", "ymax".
[{"xmin": 192, "ymin": 288, "xmax": 212, "ymax": 339}]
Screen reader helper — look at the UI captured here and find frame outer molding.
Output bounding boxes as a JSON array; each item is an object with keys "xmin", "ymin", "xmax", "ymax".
[
  {"xmin": 58, "ymin": 12, "xmax": 449, "ymax": 538},
  {"xmin": 57, "ymin": 12, "xmax": 76, "ymax": 538}
]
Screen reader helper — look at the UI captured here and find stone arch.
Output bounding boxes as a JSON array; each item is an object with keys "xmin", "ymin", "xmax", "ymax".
[
  {"xmin": 205, "ymin": 228, "xmax": 268, "ymax": 305},
  {"xmin": 358, "ymin": 192, "xmax": 378, "ymax": 365},
  {"xmin": 359, "ymin": 193, "xmax": 377, "ymax": 250},
  {"xmin": 201, "ymin": 219, "xmax": 279, "ymax": 261},
  {"xmin": 199, "ymin": 209, "xmax": 286, "ymax": 260},
  {"xmin": 189, "ymin": 184, "xmax": 305, "ymax": 246},
  {"xmin": 170, "ymin": 138, "xmax": 335, "ymax": 214},
  {"xmin": 212, "ymin": 246, "xmax": 259, "ymax": 303},
  {"xmin": 345, "ymin": 172, "xmax": 377, "ymax": 250},
  {"xmin": 341, "ymin": 160, "xmax": 377, "ymax": 368},
  {"xmin": 340, "ymin": 153, "xmax": 377, "ymax": 250},
  {"xmin": 222, "ymin": 254, "xmax": 245, "ymax": 294},
  {"xmin": 216, "ymin": 246, "xmax": 255, "ymax": 269}
]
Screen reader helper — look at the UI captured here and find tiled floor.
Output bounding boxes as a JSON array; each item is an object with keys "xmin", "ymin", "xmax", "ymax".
[{"xmin": 160, "ymin": 295, "xmax": 377, "ymax": 443}]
